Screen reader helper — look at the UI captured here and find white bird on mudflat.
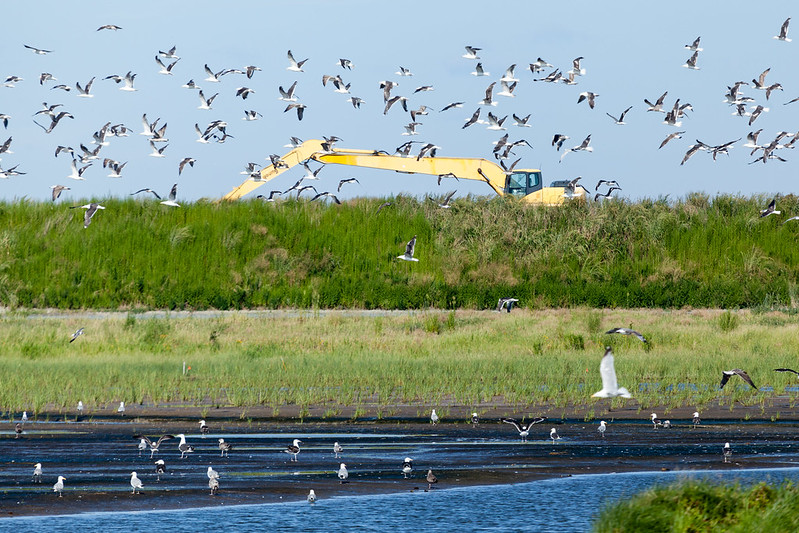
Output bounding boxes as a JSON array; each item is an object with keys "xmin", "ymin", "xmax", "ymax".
[
  {"xmin": 402, "ymin": 457, "xmax": 413, "ymax": 478},
  {"xmin": 501, "ymin": 417, "xmax": 546, "ymax": 441},
  {"xmin": 426, "ymin": 469, "xmax": 438, "ymax": 490},
  {"xmin": 286, "ymin": 50, "xmax": 308, "ymax": 72},
  {"xmin": 333, "ymin": 442, "xmax": 343, "ymax": 458},
  {"xmin": 33, "ymin": 463, "xmax": 42, "ymax": 483},
  {"xmin": 430, "ymin": 409, "xmax": 439, "ymax": 424},
  {"xmin": 651, "ymin": 413, "xmax": 663, "ymax": 428},
  {"xmin": 199, "ymin": 420, "xmax": 209, "ymax": 435},
  {"xmin": 693, "ymin": 412, "xmax": 701, "ymax": 426},
  {"xmin": 723, "ymin": 442, "xmax": 732, "ymax": 463},
  {"xmin": 308, "ymin": 489, "xmax": 317, "ymax": 503},
  {"xmin": 398, "ymin": 236, "xmax": 419, "ymax": 262},
  {"xmin": 130, "ymin": 471, "xmax": 143, "ymax": 494},
  {"xmin": 137, "ymin": 437, "xmax": 147, "ymax": 456},
  {"xmin": 53, "ymin": 476, "xmax": 66, "ymax": 497},
  {"xmin": 338, "ymin": 463, "xmax": 348, "ymax": 483},
  {"xmin": 209, "ymin": 476, "xmax": 219, "ymax": 495},
  {"xmin": 77, "ymin": 401, "xmax": 83, "ymax": 415},
  {"xmin": 118, "ymin": 401, "xmax": 125, "ymax": 415},
  {"xmin": 177, "ymin": 434, "xmax": 195, "ymax": 458},
  {"xmin": 598, "ymin": 421, "xmax": 607, "ymax": 437},
  {"xmin": 155, "ymin": 459, "xmax": 166, "ymax": 481},
  {"xmin": 133, "ymin": 434, "xmax": 175, "ymax": 458},
  {"xmin": 21, "ymin": 411, "xmax": 28, "ymax": 423},
  {"xmin": 218, "ymin": 438, "xmax": 232, "ymax": 457},
  {"xmin": 592, "ymin": 347, "xmax": 632, "ymax": 398},
  {"xmin": 285, "ymin": 439, "xmax": 302, "ymax": 461},
  {"xmin": 160, "ymin": 184, "xmax": 180, "ymax": 207},
  {"xmin": 775, "ymin": 17, "xmax": 791, "ymax": 42},
  {"xmin": 550, "ymin": 428, "xmax": 561, "ymax": 443},
  {"xmin": 207, "ymin": 466, "xmax": 219, "ymax": 480}
]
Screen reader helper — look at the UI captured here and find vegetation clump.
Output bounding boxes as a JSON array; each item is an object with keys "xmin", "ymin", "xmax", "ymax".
[{"xmin": 594, "ymin": 480, "xmax": 799, "ymax": 532}]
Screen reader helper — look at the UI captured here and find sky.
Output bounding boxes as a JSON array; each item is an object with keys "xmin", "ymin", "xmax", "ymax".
[{"xmin": 0, "ymin": 1, "xmax": 797, "ymax": 204}]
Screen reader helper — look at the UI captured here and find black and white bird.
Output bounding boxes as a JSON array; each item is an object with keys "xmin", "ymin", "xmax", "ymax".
[
  {"xmin": 337, "ymin": 177, "xmax": 359, "ymax": 192},
  {"xmin": 774, "ymin": 17, "xmax": 792, "ymax": 42},
  {"xmin": 501, "ymin": 417, "xmax": 546, "ymax": 441},
  {"xmin": 650, "ymin": 413, "xmax": 663, "ymax": 428},
  {"xmin": 774, "ymin": 368, "xmax": 799, "ymax": 378},
  {"xmin": 286, "ymin": 50, "xmax": 308, "ymax": 72},
  {"xmin": 592, "ymin": 347, "xmax": 632, "ymax": 398},
  {"xmin": 176, "ymin": 434, "xmax": 195, "ymax": 458},
  {"xmin": 209, "ymin": 476, "xmax": 219, "ymax": 495},
  {"xmin": 659, "ymin": 131, "xmax": 685, "ymax": 149},
  {"xmin": 308, "ymin": 490, "xmax": 317, "ymax": 503},
  {"xmin": 155, "ymin": 459, "xmax": 166, "ymax": 481},
  {"xmin": 693, "ymin": 412, "xmax": 701, "ymax": 426},
  {"xmin": 199, "ymin": 420, "xmax": 209, "ymax": 435},
  {"xmin": 218, "ymin": 438, "xmax": 232, "ymax": 457},
  {"xmin": 285, "ymin": 439, "xmax": 302, "ymax": 461},
  {"xmin": 33, "ymin": 463, "xmax": 42, "ymax": 483},
  {"xmin": 577, "ymin": 91, "xmax": 598, "ymax": 109},
  {"xmin": 71, "ymin": 203, "xmax": 105, "ymax": 228},
  {"xmin": 720, "ymin": 369, "xmax": 757, "ymax": 390},
  {"xmin": 160, "ymin": 184, "xmax": 180, "ymax": 207},
  {"xmin": 550, "ymin": 428, "xmax": 561, "ymax": 444},
  {"xmin": 133, "ymin": 434, "xmax": 175, "ymax": 459},
  {"xmin": 338, "ymin": 463, "xmax": 349, "ymax": 483},
  {"xmin": 685, "ymin": 36, "xmax": 702, "ymax": 51},
  {"xmin": 462, "ymin": 46, "xmax": 481, "ymax": 60},
  {"xmin": 398, "ymin": 236, "xmax": 419, "ymax": 262},
  {"xmin": 760, "ymin": 198, "xmax": 780, "ymax": 218},
  {"xmin": 15, "ymin": 423, "xmax": 22, "ymax": 438},
  {"xmin": 24, "ymin": 44, "xmax": 52, "ymax": 55},
  {"xmin": 471, "ymin": 413, "xmax": 479, "ymax": 425},
  {"xmin": 606, "ymin": 106, "xmax": 632, "ymax": 125},
  {"xmin": 333, "ymin": 442, "xmax": 343, "ymax": 458},
  {"xmin": 605, "ymin": 327, "xmax": 648, "ymax": 343},
  {"xmin": 69, "ymin": 327, "xmax": 84, "ymax": 342},
  {"xmin": 207, "ymin": 466, "xmax": 219, "ymax": 481},
  {"xmin": 438, "ymin": 190, "xmax": 456, "ymax": 209},
  {"xmin": 683, "ymin": 50, "xmax": 700, "ymax": 70},
  {"xmin": 402, "ymin": 457, "xmax": 413, "ymax": 478},
  {"xmin": 723, "ymin": 442, "xmax": 732, "ymax": 463},
  {"xmin": 560, "ymin": 135, "xmax": 593, "ymax": 162},
  {"xmin": 178, "ymin": 157, "xmax": 195, "ymax": 175},
  {"xmin": 598, "ymin": 420, "xmax": 607, "ymax": 438},
  {"xmin": 552, "ymin": 134, "xmax": 569, "ymax": 151},
  {"xmin": 497, "ymin": 297, "xmax": 519, "ymax": 313},
  {"xmin": 645, "ymin": 91, "xmax": 668, "ymax": 112}
]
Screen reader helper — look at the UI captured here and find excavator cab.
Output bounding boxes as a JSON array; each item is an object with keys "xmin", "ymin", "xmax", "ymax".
[{"xmin": 505, "ymin": 171, "xmax": 543, "ymax": 197}]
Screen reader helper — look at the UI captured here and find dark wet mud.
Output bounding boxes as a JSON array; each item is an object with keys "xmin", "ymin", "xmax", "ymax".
[{"xmin": 3, "ymin": 415, "xmax": 799, "ymax": 517}]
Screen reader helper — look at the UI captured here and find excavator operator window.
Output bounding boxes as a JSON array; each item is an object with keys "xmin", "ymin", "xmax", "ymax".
[
  {"xmin": 526, "ymin": 172, "xmax": 542, "ymax": 194},
  {"xmin": 507, "ymin": 173, "xmax": 527, "ymax": 196}
]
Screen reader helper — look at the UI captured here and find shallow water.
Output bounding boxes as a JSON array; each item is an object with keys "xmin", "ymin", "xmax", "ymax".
[{"xmin": 6, "ymin": 467, "xmax": 799, "ymax": 532}]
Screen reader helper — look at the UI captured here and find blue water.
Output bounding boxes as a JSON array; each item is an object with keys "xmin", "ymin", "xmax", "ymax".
[{"xmin": 6, "ymin": 467, "xmax": 799, "ymax": 532}]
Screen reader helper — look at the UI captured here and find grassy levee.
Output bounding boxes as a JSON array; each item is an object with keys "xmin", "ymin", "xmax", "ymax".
[
  {"xmin": 3, "ymin": 309, "xmax": 799, "ymax": 415},
  {"xmin": 1, "ymin": 193, "xmax": 799, "ymax": 309},
  {"xmin": 594, "ymin": 480, "xmax": 799, "ymax": 532}
]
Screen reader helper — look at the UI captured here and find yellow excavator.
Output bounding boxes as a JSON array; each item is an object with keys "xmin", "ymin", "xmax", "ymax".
[{"xmin": 223, "ymin": 139, "xmax": 569, "ymax": 204}]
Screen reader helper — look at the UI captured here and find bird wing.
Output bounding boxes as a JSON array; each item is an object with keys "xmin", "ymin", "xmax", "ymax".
[
  {"xmin": 598, "ymin": 348, "xmax": 619, "ymax": 393},
  {"xmin": 405, "ymin": 237, "xmax": 416, "ymax": 257},
  {"xmin": 501, "ymin": 418, "xmax": 523, "ymax": 432},
  {"xmin": 774, "ymin": 368, "xmax": 799, "ymax": 375},
  {"xmin": 734, "ymin": 369, "xmax": 757, "ymax": 390},
  {"xmin": 720, "ymin": 372, "xmax": 731, "ymax": 389}
]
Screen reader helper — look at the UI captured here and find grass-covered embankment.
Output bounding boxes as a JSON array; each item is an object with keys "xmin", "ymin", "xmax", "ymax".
[
  {"xmin": 2, "ymin": 193, "xmax": 799, "ymax": 309},
  {"xmin": 594, "ymin": 480, "xmax": 799, "ymax": 532},
  {"xmin": 3, "ymin": 308, "xmax": 799, "ymax": 416}
]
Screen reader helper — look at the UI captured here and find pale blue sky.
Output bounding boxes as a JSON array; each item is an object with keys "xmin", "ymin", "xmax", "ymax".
[{"xmin": 0, "ymin": 1, "xmax": 796, "ymax": 202}]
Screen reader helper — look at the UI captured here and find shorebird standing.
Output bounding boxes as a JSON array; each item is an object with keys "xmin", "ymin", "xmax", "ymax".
[
  {"xmin": 430, "ymin": 409, "xmax": 439, "ymax": 424},
  {"xmin": 723, "ymin": 442, "xmax": 732, "ymax": 463},
  {"xmin": 176, "ymin": 434, "xmax": 195, "ymax": 459},
  {"xmin": 155, "ymin": 460, "xmax": 166, "ymax": 481},
  {"xmin": 15, "ymin": 423, "xmax": 22, "ymax": 438},
  {"xmin": 199, "ymin": 420, "xmax": 209, "ymax": 436},
  {"xmin": 117, "ymin": 402, "xmax": 125, "ymax": 416},
  {"xmin": 218, "ymin": 438, "xmax": 232, "ymax": 457},
  {"xmin": 285, "ymin": 439, "xmax": 302, "ymax": 461},
  {"xmin": 651, "ymin": 413, "xmax": 663, "ymax": 428},
  {"xmin": 33, "ymin": 463, "xmax": 42, "ymax": 483},
  {"xmin": 471, "ymin": 413, "xmax": 479, "ymax": 425},
  {"xmin": 338, "ymin": 463, "xmax": 348, "ymax": 483},
  {"xmin": 598, "ymin": 421, "xmax": 607, "ymax": 438},
  {"xmin": 77, "ymin": 401, "xmax": 83, "ymax": 417},
  {"xmin": 550, "ymin": 428, "xmax": 561, "ymax": 444},
  {"xmin": 130, "ymin": 471, "xmax": 143, "ymax": 494},
  {"xmin": 402, "ymin": 458, "xmax": 413, "ymax": 478},
  {"xmin": 53, "ymin": 476, "xmax": 66, "ymax": 497},
  {"xmin": 333, "ymin": 442, "xmax": 343, "ymax": 459},
  {"xmin": 693, "ymin": 412, "xmax": 701, "ymax": 426},
  {"xmin": 209, "ymin": 476, "xmax": 219, "ymax": 495},
  {"xmin": 426, "ymin": 469, "xmax": 438, "ymax": 490},
  {"xmin": 308, "ymin": 489, "xmax": 317, "ymax": 503},
  {"xmin": 137, "ymin": 437, "xmax": 147, "ymax": 456}
]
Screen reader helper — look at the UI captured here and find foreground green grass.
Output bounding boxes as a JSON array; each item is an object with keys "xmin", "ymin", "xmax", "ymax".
[
  {"xmin": 3, "ymin": 308, "xmax": 799, "ymax": 415},
  {"xmin": 594, "ymin": 480, "xmax": 799, "ymax": 532},
  {"xmin": 2, "ymin": 193, "xmax": 799, "ymax": 309}
]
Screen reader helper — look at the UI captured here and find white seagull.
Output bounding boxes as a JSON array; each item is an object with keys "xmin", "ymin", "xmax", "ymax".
[
  {"xmin": 402, "ymin": 457, "xmax": 413, "ymax": 478},
  {"xmin": 605, "ymin": 327, "xmax": 648, "ymax": 343},
  {"xmin": 207, "ymin": 466, "xmax": 219, "ymax": 480},
  {"xmin": 53, "ymin": 476, "xmax": 66, "ymax": 497},
  {"xmin": 550, "ymin": 428, "xmax": 561, "ymax": 443},
  {"xmin": 333, "ymin": 442, "xmax": 343, "ymax": 458},
  {"xmin": 33, "ymin": 463, "xmax": 42, "ymax": 483},
  {"xmin": 218, "ymin": 438, "xmax": 232, "ymax": 457},
  {"xmin": 160, "ymin": 184, "xmax": 180, "ymax": 207},
  {"xmin": 720, "ymin": 369, "xmax": 757, "ymax": 390},
  {"xmin": 286, "ymin": 50, "xmax": 308, "ymax": 72},
  {"xmin": 462, "ymin": 45, "xmax": 481, "ymax": 59},
  {"xmin": 693, "ymin": 412, "xmax": 701, "ymax": 426},
  {"xmin": 430, "ymin": 409, "xmax": 439, "ymax": 424},
  {"xmin": 338, "ymin": 463, "xmax": 348, "ymax": 483},
  {"xmin": 591, "ymin": 347, "xmax": 632, "ymax": 398},
  {"xmin": 118, "ymin": 401, "xmax": 125, "ymax": 415},
  {"xmin": 471, "ymin": 62, "xmax": 489, "ymax": 76},
  {"xmin": 683, "ymin": 50, "xmax": 700, "ymax": 70},
  {"xmin": 177, "ymin": 434, "xmax": 195, "ymax": 458},
  {"xmin": 775, "ymin": 17, "xmax": 791, "ymax": 42},
  {"xmin": 598, "ymin": 420, "xmax": 607, "ymax": 437},
  {"xmin": 197, "ymin": 90, "xmax": 218, "ymax": 110},
  {"xmin": 308, "ymin": 489, "xmax": 317, "ymax": 503},
  {"xmin": 71, "ymin": 203, "xmax": 105, "ymax": 228},
  {"xmin": 723, "ymin": 442, "xmax": 732, "ymax": 463},
  {"xmin": 199, "ymin": 419, "xmax": 209, "ymax": 435},
  {"xmin": 130, "ymin": 471, "xmax": 143, "ymax": 494}
]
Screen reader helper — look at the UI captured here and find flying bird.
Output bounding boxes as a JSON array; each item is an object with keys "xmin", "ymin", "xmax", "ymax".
[
  {"xmin": 286, "ymin": 50, "xmax": 308, "ymax": 72},
  {"xmin": 577, "ymin": 91, "xmax": 598, "ymax": 109},
  {"xmin": 685, "ymin": 36, "xmax": 702, "ymax": 51},
  {"xmin": 605, "ymin": 327, "xmax": 647, "ymax": 343},
  {"xmin": 683, "ymin": 50, "xmax": 700, "ymax": 70},
  {"xmin": 462, "ymin": 46, "xmax": 481, "ymax": 59},
  {"xmin": 774, "ymin": 17, "xmax": 791, "ymax": 42},
  {"xmin": 69, "ymin": 327, "xmax": 84, "ymax": 342},
  {"xmin": 97, "ymin": 24, "xmax": 122, "ymax": 31},
  {"xmin": 71, "ymin": 203, "xmax": 105, "ymax": 228},
  {"xmin": 497, "ymin": 297, "xmax": 519, "ymax": 313},
  {"xmin": 160, "ymin": 184, "xmax": 180, "ymax": 207},
  {"xmin": 774, "ymin": 368, "xmax": 799, "ymax": 377},
  {"xmin": 591, "ymin": 347, "xmax": 632, "ymax": 398},
  {"xmin": 50, "ymin": 184, "xmax": 70, "ymax": 201},
  {"xmin": 760, "ymin": 198, "xmax": 780, "ymax": 217},
  {"xmin": 606, "ymin": 106, "xmax": 632, "ymax": 125},
  {"xmin": 659, "ymin": 131, "xmax": 685, "ymax": 149},
  {"xmin": 24, "ymin": 44, "xmax": 52, "ymax": 55},
  {"xmin": 284, "ymin": 102, "xmax": 306, "ymax": 120},
  {"xmin": 720, "ymin": 369, "xmax": 757, "ymax": 390}
]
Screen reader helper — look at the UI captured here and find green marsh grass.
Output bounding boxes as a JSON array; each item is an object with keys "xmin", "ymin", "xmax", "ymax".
[
  {"xmin": 3, "ymin": 309, "xmax": 799, "ymax": 415},
  {"xmin": 594, "ymin": 480, "xmax": 799, "ymax": 532},
  {"xmin": 1, "ymin": 194, "xmax": 799, "ymax": 309}
]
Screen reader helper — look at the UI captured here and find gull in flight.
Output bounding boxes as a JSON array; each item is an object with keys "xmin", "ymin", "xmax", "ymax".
[
  {"xmin": 720, "ymin": 369, "xmax": 757, "ymax": 390},
  {"xmin": 462, "ymin": 45, "xmax": 481, "ymax": 59},
  {"xmin": 159, "ymin": 46, "xmax": 179, "ymax": 59},
  {"xmin": 569, "ymin": 56, "xmax": 586, "ymax": 76},
  {"xmin": 774, "ymin": 367, "xmax": 799, "ymax": 377},
  {"xmin": 497, "ymin": 297, "xmax": 519, "ymax": 313},
  {"xmin": 513, "ymin": 113, "xmax": 531, "ymax": 127},
  {"xmin": 760, "ymin": 198, "xmax": 780, "ymax": 217},
  {"xmin": 471, "ymin": 62, "xmax": 489, "ymax": 76},
  {"xmin": 24, "ymin": 44, "xmax": 52, "ymax": 55},
  {"xmin": 278, "ymin": 81, "xmax": 298, "ymax": 102},
  {"xmin": 774, "ymin": 17, "xmax": 792, "ymax": 42},
  {"xmin": 683, "ymin": 50, "xmax": 700, "ymax": 70},
  {"xmin": 149, "ymin": 141, "xmax": 168, "ymax": 157},
  {"xmin": 69, "ymin": 327, "xmax": 84, "ymax": 342},
  {"xmin": 396, "ymin": 66, "xmax": 413, "ymax": 76},
  {"xmin": 606, "ymin": 106, "xmax": 632, "ymax": 125},
  {"xmin": 160, "ymin": 184, "xmax": 180, "ymax": 207},
  {"xmin": 577, "ymin": 91, "xmax": 598, "ymax": 109},
  {"xmin": 560, "ymin": 135, "xmax": 593, "ymax": 162},
  {"xmin": 591, "ymin": 347, "xmax": 632, "ymax": 398},
  {"xmin": 155, "ymin": 56, "xmax": 179, "ymax": 75},
  {"xmin": 197, "ymin": 90, "xmax": 218, "ymax": 110},
  {"xmin": 66, "ymin": 160, "xmax": 91, "ymax": 181},
  {"xmin": 286, "ymin": 50, "xmax": 308, "ymax": 72},
  {"xmin": 501, "ymin": 417, "xmax": 546, "ymax": 441},
  {"xmin": 644, "ymin": 91, "xmax": 668, "ymax": 112},
  {"xmin": 179, "ymin": 157, "xmax": 195, "ymax": 175},
  {"xmin": 479, "ymin": 82, "xmax": 497, "ymax": 106},
  {"xmin": 397, "ymin": 236, "xmax": 419, "ymax": 262},
  {"xmin": 76, "ymin": 77, "xmax": 95, "ymax": 97},
  {"xmin": 438, "ymin": 190, "xmax": 456, "ymax": 209},
  {"xmin": 97, "ymin": 24, "xmax": 122, "ymax": 31},
  {"xmin": 50, "ymin": 184, "xmax": 70, "ymax": 201},
  {"xmin": 659, "ymin": 131, "xmax": 685, "ymax": 149},
  {"xmin": 605, "ymin": 327, "xmax": 648, "ymax": 343},
  {"xmin": 131, "ymin": 188, "xmax": 161, "ymax": 200},
  {"xmin": 685, "ymin": 36, "xmax": 702, "ymax": 51},
  {"xmin": 285, "ymin": 103, "xmax": 306, "ymax": 120},
  {"xmin": 71, "ymin": 203, "xmax": 105, "ymax": 228},
  {"xmin": 103, "ymin": 158, "xmax": 127, "ymax": 178}
]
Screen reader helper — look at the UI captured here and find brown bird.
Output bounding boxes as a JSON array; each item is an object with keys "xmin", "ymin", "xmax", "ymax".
[{"xmin": 426, "ymin": 469, "xmax": 438, "ymax": 490}]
